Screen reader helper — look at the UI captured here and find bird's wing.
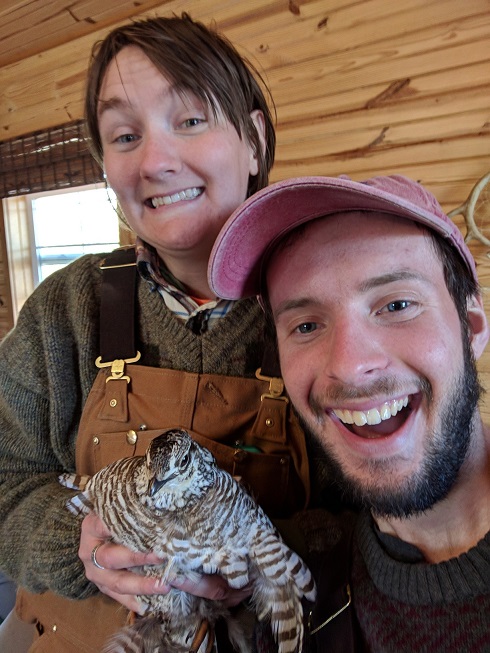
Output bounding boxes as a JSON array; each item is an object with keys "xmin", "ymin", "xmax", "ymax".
[{"xmin": 58, "ymin": 472, "xmax": 94, "ymax": 517}]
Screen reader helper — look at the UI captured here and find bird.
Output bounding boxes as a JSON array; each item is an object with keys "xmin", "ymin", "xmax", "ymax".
[{"xmin": 61, "ymin": 428, "xmax": 316, "ymax": 653}]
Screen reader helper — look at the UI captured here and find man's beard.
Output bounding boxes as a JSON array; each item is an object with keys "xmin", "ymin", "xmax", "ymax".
[{"xmin": 301, "ymin": 335, "xmax": 483, "ymax": 519}]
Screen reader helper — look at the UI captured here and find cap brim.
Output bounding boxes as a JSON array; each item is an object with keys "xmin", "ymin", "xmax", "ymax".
[{"xmin": 209, "ymin": 176, "xmax": 462, "ymax": 300}]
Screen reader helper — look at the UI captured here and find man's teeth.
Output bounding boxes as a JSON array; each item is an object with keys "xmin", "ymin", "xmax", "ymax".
[
  {"xmin": 151, "ymin": 188, "xmax": 202, "ymax": 208},
  {"xmin": 333, "ymin": 397, "xmax": 409, "ymax": 426}
]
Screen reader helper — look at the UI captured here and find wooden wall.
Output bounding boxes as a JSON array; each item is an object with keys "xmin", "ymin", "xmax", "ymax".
[
  {"xmin": 0, "ymin": 0, "xmax": 489, "ymax": 338},
  {"xmin": 1, "ymin": 1, "xmax": 489, "ymax": 210}
]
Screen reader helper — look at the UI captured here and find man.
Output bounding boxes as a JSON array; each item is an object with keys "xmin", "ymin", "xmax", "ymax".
[{"xmin": 209, "ymin": 175, "xmax": 490, "ymax": 651}]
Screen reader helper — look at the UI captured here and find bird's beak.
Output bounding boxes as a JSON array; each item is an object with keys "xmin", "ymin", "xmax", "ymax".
[{"xmin": 148, "ymin": 472, "xmax": 178, "ymax": 496}]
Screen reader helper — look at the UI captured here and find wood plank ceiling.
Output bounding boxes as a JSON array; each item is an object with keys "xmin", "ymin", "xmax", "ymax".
[{"xmin": 0, "ymin": 1, "xmax": 166, "ymax": 68}]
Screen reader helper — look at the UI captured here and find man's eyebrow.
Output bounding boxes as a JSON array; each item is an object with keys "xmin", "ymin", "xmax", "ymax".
[
  {"xmin": 358, "ymin": 270, "xmax": 426, "ymax": 293},
  {"xmin": 273, "ymin": 297, "xmax": 320, "ymax": 320},
  {"xmin": 272, "ymin": 270, "xmax": 427, "ymax": 319}
]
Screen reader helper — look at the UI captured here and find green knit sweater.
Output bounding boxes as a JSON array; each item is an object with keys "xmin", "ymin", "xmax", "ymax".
[{"xmin": 0, "ymin": 253, "xmax": 266, "ymax": 599}]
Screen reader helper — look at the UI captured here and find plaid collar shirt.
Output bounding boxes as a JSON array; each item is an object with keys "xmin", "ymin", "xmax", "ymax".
[{"xmin": 135, "ymin": 238, "xmax": 235, "ymax": 334}]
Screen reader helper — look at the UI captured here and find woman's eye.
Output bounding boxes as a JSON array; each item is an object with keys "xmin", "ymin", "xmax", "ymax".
[
  {"xmin": 181, "ymin": 117, "xmax": 205, "ymax": 128},
  {"xmin": 296, "ymin": 322, "xmax": 317, "ymax": 334},
  {"xmin": 115, "ymin": 133, "xmax": 138, "ymax": 144}
]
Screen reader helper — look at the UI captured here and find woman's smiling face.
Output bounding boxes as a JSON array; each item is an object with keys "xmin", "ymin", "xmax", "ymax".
[{"xmin": 98, "ymin": 46, "xmax": 263, "ymax": 290}]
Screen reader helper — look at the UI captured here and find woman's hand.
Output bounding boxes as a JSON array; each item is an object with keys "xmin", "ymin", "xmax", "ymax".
[
  {"xmin": 79, "ymin": 512, "xmax": 251, "ymax": 612},
  {"xmin": 79, "ymin": 512, "xmax": 165, "ymax": 612}
]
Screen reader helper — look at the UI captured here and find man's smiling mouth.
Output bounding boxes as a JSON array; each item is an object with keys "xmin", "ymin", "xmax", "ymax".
[
  {"xmin": 333, "ymin": 396, "xmax": 409, "ymax": 426},
  {"xmin": 149, "ymin": 187, "xmax": 203, "ymax": 208},
  {"xmin": 331, "ymin": 395, "xmax": 412, "ymax": 438}
]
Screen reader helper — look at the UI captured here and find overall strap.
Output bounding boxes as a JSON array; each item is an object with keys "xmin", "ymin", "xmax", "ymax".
[
  {"xmin": 260, "ymin": 332, "xmax": 281, "ymax": 377},
  {"xmin": 307, "ymin": 517, "xmax": 361, "ymax": 653},
  {"xmin": 97, "ymin": 246, "xmax": 280, "ymax": 378},
  {"xmin": 98, "ymin": 247, "xmax": 138, "ymax": 363}
]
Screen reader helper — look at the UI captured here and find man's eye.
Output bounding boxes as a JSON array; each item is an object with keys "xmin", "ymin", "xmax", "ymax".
[
  {"xmin": 386, "ymin": 300, "xmax": 411, "ymax": 312},
  {"xmin": 296, "ymin": 322, "xmax": 317, "ymax": 334}
]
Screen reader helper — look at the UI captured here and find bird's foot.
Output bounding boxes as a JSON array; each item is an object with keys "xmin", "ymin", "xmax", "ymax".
[{"xmin": 189, "ymin": 619, "xmax": 214, "ymax": 653}]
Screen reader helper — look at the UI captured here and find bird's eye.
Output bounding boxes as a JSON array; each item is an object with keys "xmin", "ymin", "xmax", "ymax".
[{"xmin": 179, "ymin": 454, "xmax": 190, "ymax": 470}]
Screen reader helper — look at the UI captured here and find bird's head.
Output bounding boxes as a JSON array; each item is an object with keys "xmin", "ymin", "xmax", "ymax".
[{"xmin": 143, "ymin": 429, "xmax": 216, "ymax": 509}]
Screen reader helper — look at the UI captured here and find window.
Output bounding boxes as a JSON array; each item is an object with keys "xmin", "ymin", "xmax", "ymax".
[
  {"xmin": 3, "ymin": 183, "xmax": 124, "ymax": 320},
  {"xmin": 0, "ymin": 120, "xmax": 117, "ymax": 333},
  {"xmin": 30, "ymin": 185, "xmax": 120, "ymax": 284}
]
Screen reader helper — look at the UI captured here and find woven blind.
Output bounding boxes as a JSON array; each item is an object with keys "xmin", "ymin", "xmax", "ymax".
[{"xmin": 0, "ymin": 121, "xmax": 104, "ymax": 198}]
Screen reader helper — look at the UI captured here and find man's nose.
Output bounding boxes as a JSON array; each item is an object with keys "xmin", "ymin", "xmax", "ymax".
[{"xmin": 323, "ymin": 318, "xmax": 390, "ymax": 385}]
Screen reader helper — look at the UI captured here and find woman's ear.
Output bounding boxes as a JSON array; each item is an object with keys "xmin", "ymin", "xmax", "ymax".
[
  {"xmin": 467, "ymin": 294, "xmax": 489, "ymax": 360},
  {"xmin": 248, "ymin": 110, "xmax": 267, "ymax": 176}
]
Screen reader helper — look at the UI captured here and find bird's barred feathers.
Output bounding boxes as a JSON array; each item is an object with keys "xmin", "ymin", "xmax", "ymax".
[{"xmin": 61, "ymin": 428, "xmax": 316, "ymax": 653}]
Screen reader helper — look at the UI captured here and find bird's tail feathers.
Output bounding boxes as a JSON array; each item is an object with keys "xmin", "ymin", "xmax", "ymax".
[
  {"xmin": 253, "ymin": 535, "xmax": 316, "ymax": 602},
  {"xmin": 252, "ymin": 583, "xmax": 305, "ymax": 653},
  {"xmin": 284, "ymin": 548, "xmax": 317, "ymax": 602}
]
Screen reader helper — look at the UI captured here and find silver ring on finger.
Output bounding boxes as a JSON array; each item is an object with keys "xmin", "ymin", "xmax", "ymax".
[{"xmin": 91, "ymin": 542, "xmax": 106, "ymax": 570}]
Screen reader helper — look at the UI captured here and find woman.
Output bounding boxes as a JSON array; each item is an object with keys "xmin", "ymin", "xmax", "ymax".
[{"xmin": 0, "ymin": 13, "xmax": 311, "ymax": 653}]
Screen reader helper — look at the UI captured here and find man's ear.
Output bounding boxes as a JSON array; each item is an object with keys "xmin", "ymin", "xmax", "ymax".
[
  {"xmin": 248, "ymin": 110, "xmax": 267, "ymax": 176},
  {"xmin": 467, "ymin": 294, "xmax": 489, "ymax": 360}
]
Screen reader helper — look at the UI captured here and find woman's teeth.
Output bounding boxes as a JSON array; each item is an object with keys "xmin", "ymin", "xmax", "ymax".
[
  {"xmin": 333, "ymin": 396, "xmax": 409, "ymax": 427},
  {"xmin": 151, "ymin": 187, "xmax": 202, "ymax": 207}
]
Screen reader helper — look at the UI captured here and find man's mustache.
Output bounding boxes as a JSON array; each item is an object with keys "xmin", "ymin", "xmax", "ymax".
[{"xmin": 309, "ymin": 375, "xmax": 432, "ymax": 414}]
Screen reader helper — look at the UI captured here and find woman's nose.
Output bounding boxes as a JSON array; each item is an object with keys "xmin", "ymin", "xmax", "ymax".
[{"xmin": 139, "ymin": 131, "xmax": 183, "ymax": 179}]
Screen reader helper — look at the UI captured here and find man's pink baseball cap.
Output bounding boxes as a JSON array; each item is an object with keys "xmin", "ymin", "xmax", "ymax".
[{"xmin": 208, "ymin": 175, "xmax": 477, "ymax": 299}]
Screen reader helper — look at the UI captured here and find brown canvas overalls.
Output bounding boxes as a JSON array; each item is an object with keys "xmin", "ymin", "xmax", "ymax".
[{"xmin": 16, "ymin": 249, "xmax": 310, "ymax": 652}]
